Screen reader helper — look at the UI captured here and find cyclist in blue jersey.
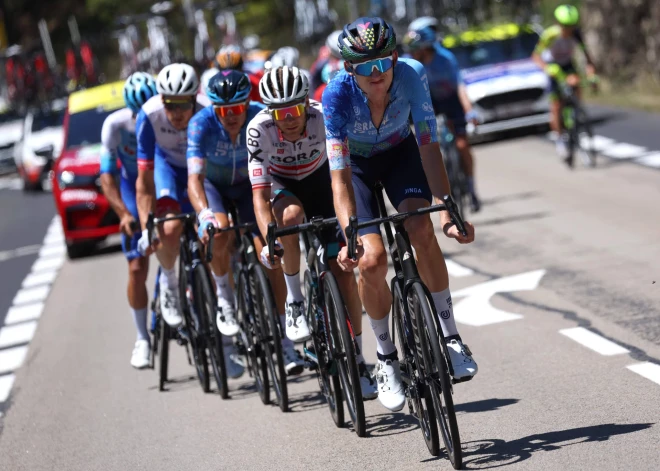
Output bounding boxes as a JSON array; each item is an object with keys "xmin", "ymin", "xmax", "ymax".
[
  {"xmin": 323, "ymin": 17, "xmax": 478, "ymax": 412},
  {"xmin": 136, "ymin": 63, "xmax": 210, "ymax": 330},
  {"xmin": 99, "ymin": 72, "xmax": 158, "ymax": 369},
  {"xmin": 403, "ymin": 16, "xmax": 481, "ymax": 212}
]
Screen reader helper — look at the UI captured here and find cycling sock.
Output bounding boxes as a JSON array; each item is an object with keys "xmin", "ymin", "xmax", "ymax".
[
  {"xmin": 369, "ymin": 314, "xmax": 396, "ymax": 356},
  {"xmin": 159, "ymin": 267, "xmax": 177, "ymax": 291},
  {"xmin": 284, "ymin": 271, "xmax": 304, "ymax": 304},
  {"xmin": 280, "ymin": 314, "xmax": 294, "ymax": 348},
  {"xmin": 213, "ymin": 272, "xmax": 233, "ymax": 303},
  {"xmin": 131, "ymin": 307, "xmax": 149, "ymax": 342},
  {"xmin": 222, "ymin": 334, "xmax": 233, "ymax": 348},
  {"xmin": 355, "ymin": 333, "xmax": 366, "ymax": 364},
  {"xmin": 432, "ymin": 288, "xmax": 459, "ymax": 338}
]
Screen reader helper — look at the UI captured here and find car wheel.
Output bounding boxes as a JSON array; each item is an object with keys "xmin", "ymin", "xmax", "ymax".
[{"xmin": 23, "ymin": 180, "xmax": 43, "ymax": 192}]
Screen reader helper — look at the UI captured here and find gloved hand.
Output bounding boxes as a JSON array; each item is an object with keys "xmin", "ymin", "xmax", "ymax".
[
  {"xmin": 137, "ymin": 228, "xmax": 158, "ymax": 256},
  {"xmin": 260, "ymin": 241, "xmax": 283, "ymax": 269},
  {"xmin": 197, "ymin": 208, "xmax": 219, "ymax": 244}
]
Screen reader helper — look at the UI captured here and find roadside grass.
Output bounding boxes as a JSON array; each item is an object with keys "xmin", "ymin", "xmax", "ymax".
[{"xmin": 585, "ymin": 75, "xmax": 660, "ymax": 114}]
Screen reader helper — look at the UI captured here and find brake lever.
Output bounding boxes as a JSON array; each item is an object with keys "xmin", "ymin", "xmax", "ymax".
[
  {"xmin": 146, "ymin": 212, "xmax": 155, "ymax": 246},
  {"xmin": 442, "ymin": 195, "xmax": 467, "ymax": 237},
  {"xmin": 205, "ymin": 225, "xmax": 215, "ymax": 263},
  {"xmin": 346, "ymin": 216, "xmax": 358, "ymax": 261},
  {"xmin": 267, "ymin": 222, "xmax": 276, "ymax": 265}
]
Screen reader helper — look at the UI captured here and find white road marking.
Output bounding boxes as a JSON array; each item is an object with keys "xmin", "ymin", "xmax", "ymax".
[
  {"xmin": 582, "ymin": 135, "xmax": 615, "ymax": 151},
  {"xmin": 38, "ymin": 244, "xmax": 65, "ymax": 258},
  {"xmin": 12, "ymin": 286, "xmax": 50, "ymax": 306},
  {"xmin": 22, "ymin": 271, "xmax": 58, "ymax": 289},
  {"xmin": 0, "ymin": 321, "xmax": 38, "ymax": 349},
  {"xmin": 559, "ymin": 327, "xmax": 630, "ymax": 356},
  {"xmin": 634, "ymin": 152, "xmax": 660, "ymax": 168},
  {"xmin": 453, "ymin": 269, "xmax": 546, "ymax": 326},
  {"xmin": 32, "ymin": 256, "xmax": 64, "ymax": 273},
  {"xmin": 0, "ymin": 346, "xmax": 29, "ymax": 376},
  {"xmin": 0, "ymin": 177, "xmax": 22, "ymax": 191},
  {"xmin": 626, "ymin": 362, "xmax": 660, "ymax": 386},
  {"xmin": 0, "ymin": 244, "xmax": 41, "ymax": 263},
  {"xmin": 4, "ymin": 303, "xmax": 44, "ymax": 325},
  {"xmin": 601, "ymin": 143, "xmax": 648, "ymax": 159},
  {"xmin": 446, "ymin": 259, "xmax": 474, "ymax": 278},
  {"xmin": 0, "ymin": 374, "xmax": 16, "ymax": 402},
  {"xmin": 43, "ymin": 232, "xmax": 65, "ymax": 246}
]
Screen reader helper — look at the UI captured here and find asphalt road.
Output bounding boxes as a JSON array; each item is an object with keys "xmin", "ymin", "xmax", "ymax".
[{"xmin": 0, "ymin": 132, "xmax": 658, "ymax": 470}]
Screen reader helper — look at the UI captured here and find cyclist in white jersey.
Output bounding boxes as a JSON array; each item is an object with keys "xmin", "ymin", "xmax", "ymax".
[
  {"xmin": 100, "ymin": 72, "xmax": 158, "ymax": 369},
  {"xmin": 136, "ymin": 63, "xmax": 211, "ymax": 329},
  {"xmin": 247, "ymin": 66, "xmax": 378, "ymax": 399}
]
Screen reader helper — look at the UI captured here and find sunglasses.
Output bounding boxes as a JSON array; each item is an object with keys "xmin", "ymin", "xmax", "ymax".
[
  {"xmin": 351, "ymin": 55, "xmax": 394, "ymax": 77},
  {"xmin": 270, "ymin": 102, "xmax": 306, "ymax": 121},
  {"xmin": 163, "ymin": 100, "xmax": 194, "ymax": 111},
  {"xmin": 213, "ymin": 103, "xmax": 247, "ymax": 118}
]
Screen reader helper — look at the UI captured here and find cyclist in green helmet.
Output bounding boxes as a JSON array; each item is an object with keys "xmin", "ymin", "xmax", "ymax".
[{"xmin": 532, "ymin": 4, "xmax": 597, "ymax": 159}]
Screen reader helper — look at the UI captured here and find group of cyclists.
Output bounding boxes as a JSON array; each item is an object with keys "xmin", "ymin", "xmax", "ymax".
[{"xmin": 99, "ymin": 5, "xmax": 594, "ymax": 415}]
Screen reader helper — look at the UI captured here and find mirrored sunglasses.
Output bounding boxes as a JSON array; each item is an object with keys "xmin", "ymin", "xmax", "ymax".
[
  {"xmin": 270, "ymin": 103, "xmax": 306, "ymax": 121},
  {"xmin": 214, "ymin": 103, "xmax": 247, "ymax": 118},
  {"xmin": 352, "ymin": 55, "xmax": 394, "ymax": 77}
]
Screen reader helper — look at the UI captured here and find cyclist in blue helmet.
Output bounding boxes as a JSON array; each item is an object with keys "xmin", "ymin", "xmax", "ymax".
[
  {"xmin": 324, "ymin": 16, "xmax": 478, "ymax": 412},
  {"xmin": 99, "ymin": 72, "xmax": 158, "ymax": 369},
  {"xmin": 186, "ymin": 70, "xmax": 275, "ymax": 378},
  {"xmin": 403, "ymin": 17, "xmax": 482, "ymax": 212}
]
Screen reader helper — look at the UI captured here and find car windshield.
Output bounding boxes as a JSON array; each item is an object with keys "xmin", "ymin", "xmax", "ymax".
[
  {"xmin": 31, "ymin": 109, "xmax": 66, "ymax": 132},
  {"xmin": 450, "ymin": 32, "xmax": 539, "ymax": 69},
  {"xmin": 66, "ymin": 107, "xmax": 117, "ymax": 149},
  {"xmin": 0, "ymin": 109, "xmax": 21, "ymax": 124}
]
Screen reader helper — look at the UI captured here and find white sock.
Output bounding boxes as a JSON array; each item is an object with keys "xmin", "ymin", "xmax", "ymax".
[
  {"xmin": 355, "ymin": 333, "xmax": 365, "ymax": 364},
  {"xmin": 159, "ymin": 267, "xmax": 177, "ymax": 291},
  {"xmin": 432, "ymin": 288, "xmax": 459, "ymax": 338},
  {"xmin": 280, "ymin": 314, "xmax": 293, "ymax": 348},
  {"xmin": 132, "ymin": 307, "xmax": 149, "ymax": 342},
  {"xmin": 213, "ymin": 272, "xmax": 233, "ymax": 302},
  {"xmin": 284, "ymin": 271, "xmax": 304, "ymax": 304},
  {"xmin": 369, "ymin": 314, "xmax": 396, "ymax": 356}
]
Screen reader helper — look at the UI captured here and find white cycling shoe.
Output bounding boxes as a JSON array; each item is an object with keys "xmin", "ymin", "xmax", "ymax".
[
  {"xmin": 359, "ymin": 362, "xmax": 378, "ymax": 400},
  {"xmin": 130, "ymin": 340, "xmax": 150, "ymax": 369},
  {"xmin": 285, "ymin": 301, "xmax": 311, "ymax": 343},
  {"xmin": 160, "ymin": 287, "xmax": 183, "ymax": 328},
  {"xmin": 216, "ymin": 297, "xmax": 240, "ymax": 337},
  {"xmin": 224, "ymin": 344, "xmax": 245, "ymax": 379},
  {"xmin": 446, "ymin": 338, "xmax": 478, "ymax": 380},
  {"xmin": 282, "ymin": 343, "xmax": 305, "ymax": 376},
  {"xmin": 375, "ymin": 358, "xmax": 406, "ymax": 412}
]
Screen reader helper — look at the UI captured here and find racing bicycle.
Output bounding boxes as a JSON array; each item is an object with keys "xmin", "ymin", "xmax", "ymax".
[
  {"xmin": 437, "ymin": 114, "xmax": 469, "ymax": 219},
  {"xmin": 267, "ymin": 217, "xmax": 366, "ymax": 437},
  {"xmin": 345, "ymin": 185, "xmax": 469, "ymax": 469}
]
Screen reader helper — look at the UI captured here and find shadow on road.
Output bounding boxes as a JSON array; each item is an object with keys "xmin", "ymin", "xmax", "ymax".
[
  {"xmin": 455, "ymin": 398, "xmax": 519, "ymax": 415},
  {"xmin": 147, "ymin": 374, "xmax": 198, "ymax": 393},
  {"xmin": 289, "ymin": 390, "xmax": 326, "ymax": 413},
  {"xmin": 461, "ymin": 422, "xmax": 654, "ymax": 469},
  {"xmin": 367, "ymin": 411, "xmax": 419, "ymax": 438},
  {"xmin": 472, "ymin": 212, "xmax": 550, "ymax": 228},
  {"xmin": 480, "ymin": 192, "xmax": 541, "ymax": 207}
]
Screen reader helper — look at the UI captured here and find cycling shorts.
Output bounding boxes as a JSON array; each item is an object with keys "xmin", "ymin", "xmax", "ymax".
[
  {"xmin": 204, "ymin": 179, "xmax": 259, "ymax": 238},
  {"xmin": 119, "ymin": 175, "xmax": 142, "ymax": 261},
  {"xmin": 154, "ymin": 151, "xmax": 193, "ymax": 215},
  {"xmin": 549, "ymin": 61, "xmax": 577, "ymax": 100},
  {"xmin": 272, "ymin": 160, "xmax": 341, "ymax": 258},
  {"xmin": 350, "ymin": 133, "xmax": 432, "ymax": 237},
  {"xmin": 433, "ymin": 92, "xmax": 466, "ymax": 135}
]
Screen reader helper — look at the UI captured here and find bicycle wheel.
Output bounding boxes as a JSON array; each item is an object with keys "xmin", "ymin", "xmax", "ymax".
[
  {"xmin": 576, "ymin": 106, "xmax": 597, "ymax": 168},
  {"xmin": 562, "ymin": 105, "xmax": 576, "ymax": 168},
  {"xmin": 252, "ymin": 263, "xmax": 288, "ymax": 412},
  {"xmin": 158, "ymin": 317, "xmax": 170, "ymax": 392},
  {"xmin": 392, "ymin": 281, "xmax": 439, "ymax": 455},
  {"xmin": 194, "ymin": 264, "xmax": 228, "ymax": 399},
  {"xmin": 304, "ymin": 270, "xmax": 343, "ymax": 427},
  {"xmin": 238, "ymin": 267, "xmax": 269, "ymax": 404},
  {"xmin": 410, "ymin": 282, "xmax": 462, "ymax": 469},
  {"xmin": 323, "ymin": 273, "xmax": 366, "ymax": 437},
  {"xmin": 445, "ymin": 144, "xmax": 466, "ymax": 218}
]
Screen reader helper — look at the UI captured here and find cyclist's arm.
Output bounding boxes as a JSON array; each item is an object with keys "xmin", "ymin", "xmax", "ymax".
[
  {"xmin": 574, "ymin": 29, "xmax": 596, "ymax": 71},
  {"xmin": 330, "ymin": 161, "xmax": 357, "ymax": 241},
  {"xmin": 186, "ymin": 116, "xmax": 210, "ymax": 214},
  {"xmin": 99, "ymin": 117, "xmax": 130, "ymax": 219},
  {"xmin": 247, "ymin": 121, "xmax": 274, "ymax": 239},
  {"xmin": 136, "ymin": 110, "xmax": 156, "ymax": 230},
  {"xmin": 532, "ymin": 27, "xmax": 554, "ymax": 70}
]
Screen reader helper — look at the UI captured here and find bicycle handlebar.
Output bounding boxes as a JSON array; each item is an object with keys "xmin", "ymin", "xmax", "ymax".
[
  {"xmin": 266, "ymin": 216, "xmax": 338, "ymax": 265},
  {"xmin": 145, "ymin": 211, "xmax": 215, "ymax": 262}
]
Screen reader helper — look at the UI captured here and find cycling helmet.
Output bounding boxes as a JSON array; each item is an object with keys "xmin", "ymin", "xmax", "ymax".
[
  {"xmin": 325, "ymin": 30, "xmax": 342, "ymax": 59},
  {"xmin": 403, "ymin": 25, "xmax": 437, "ymax": 51},
  {"xmin": 157, "ymin": 63, "xmax": 199, "ymax": 96},
  {"xmin": 269, "ymin": 47, "xmax": 300, "ymax": 69},
  {"xmin": 123, "ymin": 72, "xmax": 158, "ymax": 114},
  {"xmin": 554, "ymin": 5, "xmax": 579, "ymax": 26},
  {"xmin": 200, "ymin": 67, "xmax": 220, "ymax": 95},
  {"xmin": 259, "ymin": 66, "xmax": 309, "ymax": 106},
  {"xmin": 338, "ymin": 16, "xmax": 397, "ymax": 62},
  {"xmin": 215, "ymin": 44, "xmax": 244, "ymax": 70},
  {"xmin": 408, "ymin": 16, "xmax": 439, "ymax": 32},
  {"xmin": 206, "ymin": 70, "xmax": 251, "ymax": 104}
]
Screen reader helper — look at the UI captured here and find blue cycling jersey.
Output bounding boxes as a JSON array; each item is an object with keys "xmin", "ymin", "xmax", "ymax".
[
  {"xmin": 411, "ymin": 44, "xmax": 464, "ymax": 102},
  {"xmin": 186, "ymin": 102, "xmax": 265, "ymax": 187},
  {"xmin": 100, "ymin": 107, "xmax": 138, "ymax": 181},
  {"xmin": 322, "ymin": 58, "xmax": 438, "ymax": 170}
]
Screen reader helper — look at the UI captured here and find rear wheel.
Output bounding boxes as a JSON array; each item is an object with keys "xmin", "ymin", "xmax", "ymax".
[{"xmin": 576, "ymin": 107, "xmax": 597, "ymax": 168}]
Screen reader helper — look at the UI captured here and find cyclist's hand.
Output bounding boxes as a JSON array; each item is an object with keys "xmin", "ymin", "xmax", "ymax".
[
  {"xmin": 119, "ymin": 213, "xmax": 137, "ymax": 237},
  {"xmin": 465, "ymin": 109, "xmax": 479, "ymax": 126},
  {"xmin": 337, "ymin": 240, "xmax": 364, "ymax": 272},
  {"xmin": 260, "ymin": 242, "xmax": 283, "ymax": 269},
  {"xmin": 196, "ymin": 208, "xmax": 219, "ymax": 245},
  {"xmin": 566, "ymin": 74, "xmax": 579, "ymax": 87},
  {"xmin": 443, "ymin": 220, "xmax": 475, "ymax": 244},
  {"xmin": 137, "ymin": 228, "xmax": 159, "ymax": 256}
]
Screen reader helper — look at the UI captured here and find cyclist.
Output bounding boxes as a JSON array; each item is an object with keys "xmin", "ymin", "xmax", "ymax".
[
  {"xmin": 215, "ymin": 45, "xmax": 263, "ymax": 103},
  {"xmin": 186, "ymin": 70, "xmax": 303, "ymax": 376},
  {"xmin": 136, "ymin": 63, "xmax": 210, "ymax": 330},
  {"xmin": 99, "ymin": 72, "xmax": 158, "ymax": 369},
  {"xmin": 310, "ymin": 30, "xmax": 342, "ymax": 96},
  {"xmin": 323, "ymin": 17, "xmax": 478, "ymax": 412},
  {"xmin": 403, "ymin": 16, "xmax": 481, "ymax": 212},
  {"xmin": 247, "ymin": 66, "xmax": 377, "ymax": 397},
  {"xmin": 532, "ymin": 4, "xmax": 597, "ymax": 160}
]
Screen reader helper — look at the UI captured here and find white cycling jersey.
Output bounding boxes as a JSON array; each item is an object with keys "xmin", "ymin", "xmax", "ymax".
[
  {"xmin": 247, "ymin": 99, "xmax": 327, "ymax": 190},
  {"xmin": 100, "ymin": 107, "xmax": 138, "ymax": 180}
]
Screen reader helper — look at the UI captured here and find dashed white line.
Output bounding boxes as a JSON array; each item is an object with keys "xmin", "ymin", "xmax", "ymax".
[
  {"xmin": 32, "ymin": 256, "xmax": 64, "ymax": 273},
  {"xmin": 39, "ymin": 244, "xmax": 66, "ymax": 258},
  {"xmin": 601, "ymin": 142, "xmax": 648, "ymax": 159},
  {"xmin": 43, "ymin": 232, "xmax": 65, "ymax": 246},
  {"xmin": 0, "ymin": 244, "xmax": 41, "ymax": 262},
  {"xmin": 12, "ymin": 285, "xmax": 51, "ymax": 306},
  {"xmin": 0, "ymin": 374, "xmax": 16, "ymax": 402},
  {"xmin": 626, "ymin": 362, "xmax": 660, "ymax": 386},
  {"xmin": 446, "ymin": 259, "xmax": 474, "ymax": 278},
  {"xmin": 0, "ymin": 321, "xmax": 38, "ymax": 349},
  {"xmin": 559, "ymin": 327, "xmax": 630, "ymax": 356},
  {"xmin": 4, "ymin": 303, "xmax": 44, "ymax": 326},
  {"xmin": 22, "ymin": 271, "xmax": 58, "ymax": 289},
  {"xmin": 634, "ymin": 152, "xmax": 660, "ymax": 168},
  {"xmin": 0, "ymin": 346, "xmax": 29, "ymax": 376}
]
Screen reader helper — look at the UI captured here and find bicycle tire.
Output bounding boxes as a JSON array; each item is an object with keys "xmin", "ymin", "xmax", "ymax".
[
  {"xmin": 323, "ymin": 273, "xmax": 366, "ymax": 437},
  {"xmin": 194, "ymin": 264, "xmax": 228, "ymax": 399},
  {"xmin": 576, "ymin": 106, "xmax": 597, "ymax": 168},
  {"xmin": 238, "ymin": 267, "xmax": 269, "ymax": 404},
  {"xmin": 392, "ymin": 281, "xmax": 439, "ymax": 456},
  {"xmin": 304, "ymin": 270, "xmax": 343, "ymax": 427},
  {"xmin": 159, "ymin": 317, "xmax": 170, "ymax": 392},
  {"xmin": 252, "ymin": 263, "xmax": 288, "ymax": 412},
  {"xmin": 410, "ymin": 283, "xmax": 462, "ymax": 469},
  {"xmin": 445, "ymin": 144, "xmax": 466, "ymax": 219},
  {"xmin": 562, "ymin": 104, "xmax": 576, "ymax": 168}
]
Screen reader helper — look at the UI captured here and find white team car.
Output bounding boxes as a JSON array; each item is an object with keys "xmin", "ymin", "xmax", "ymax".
[
  {"xmin": 13, "ymin": 98, "xmax": 67, "ymax": 191},
  {"xmin": 0, "ymin": 100, "xmax": 24, "ymax": 176},
  {"xmin": 443, "ymin": 24, "xmax": 551, "ymax": 137}
]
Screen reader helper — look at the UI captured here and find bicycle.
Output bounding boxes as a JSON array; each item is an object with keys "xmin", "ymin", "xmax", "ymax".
[
  {"xmin": 345, "ymin": 186, "xmax": 468, "ymax": 469},
  {"xmin": 267, "ymin": 216, "xmax": 366, "ymax": 437},
  {"xmin": 437, "ymin": 114, "xmax": 469, "ymax": 219},
  {"xmin": 145, "ymin": 211, "xmax": 228, "ymax": 398},
  {"xmin": 221, "ymin": 207, "xmax": 289, "ymax": 412}
]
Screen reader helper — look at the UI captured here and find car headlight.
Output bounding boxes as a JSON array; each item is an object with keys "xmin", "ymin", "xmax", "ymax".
[{"xmin": 58, "ymin": 171, "xmax": 101, "ymax": 190}]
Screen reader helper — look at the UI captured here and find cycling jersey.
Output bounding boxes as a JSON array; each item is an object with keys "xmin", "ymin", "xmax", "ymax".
[
  {"xmin": 534, "ymin": 25, "xmax": 586, "ymax": 67},
  {"xmin": 405, "ymin": 44, "xmax": 463, "ymax": 102},
  {"xmin": 100, "ymin": 107, "xmax": 138, "ymax": 181},
  {"xmin": 136, "ymin": 94, "xmax": 210, "ymax": 170},
  {"xmin": 186, "ymin": 102, "xmax": 265, "ymax": 188},
  {"xmin": 322, "ymin": 58, "xmax": 438, "ymax": 170},
  {"xmin": 246, "ymin": 100, "xmax": 328, "ymax": 190}
]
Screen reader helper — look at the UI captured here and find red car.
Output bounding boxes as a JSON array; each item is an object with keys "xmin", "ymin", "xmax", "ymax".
[{"xmin": 52, "ymin": 80, "xmax": 126, "ymax": 259}]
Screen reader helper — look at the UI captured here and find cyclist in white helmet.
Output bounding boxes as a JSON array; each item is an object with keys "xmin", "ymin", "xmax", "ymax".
[
  {"xmin": 136, "ymin": 63, "xmax": 211, "ymax": 329},
  {"xmin": 247, "ymin": 66, "xmax": 378, "ymax": 399}
]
